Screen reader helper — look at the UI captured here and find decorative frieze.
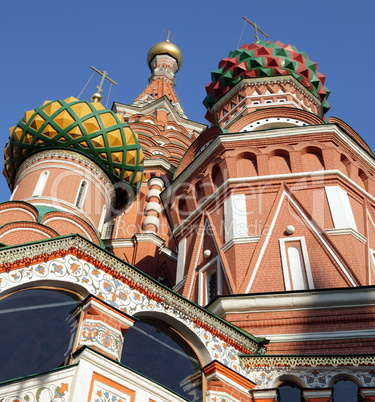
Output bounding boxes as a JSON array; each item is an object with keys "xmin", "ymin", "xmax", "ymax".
[{"xmin": 0, "ymin": 235, "xmax": 262, "ymax": 374}]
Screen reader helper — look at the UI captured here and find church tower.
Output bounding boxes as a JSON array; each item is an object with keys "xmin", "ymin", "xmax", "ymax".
[
  {"xmin": 109, "ymin": 39, "xmax": 205, "ymax": 285},
  {"xmin": 2, "ymin": 31, "xmax": 375, "ymax": 402},
  {"xmin": 164, "ymin": 39, "xmax": 375, "ymax": 400}
]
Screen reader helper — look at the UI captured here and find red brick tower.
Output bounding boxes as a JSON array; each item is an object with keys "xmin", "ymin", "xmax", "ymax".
[
  {"xmin": 163, "ymin": 40, "xmax": 375, "ymax": 400},
  {"xmin": 109, "ymin": 40, "xmax": 206, "ymax": 284}
]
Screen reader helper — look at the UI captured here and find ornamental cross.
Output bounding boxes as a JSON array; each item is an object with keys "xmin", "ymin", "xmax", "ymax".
[
  {"xmin": 242, "ymin": 16, "xmax": 269, "ymax": 41},
  {"xmin": 90, "ymin": 66, "xmax": 118, "ymax": 94},
  {"xmin": 162, "ymin": 27, "xmax": 176, "ymax": 42}
]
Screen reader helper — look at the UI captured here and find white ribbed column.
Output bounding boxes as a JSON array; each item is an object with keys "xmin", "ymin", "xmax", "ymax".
[{"xmin": 142, "ymin": 177, "xmax": 165, "ymax": 233}]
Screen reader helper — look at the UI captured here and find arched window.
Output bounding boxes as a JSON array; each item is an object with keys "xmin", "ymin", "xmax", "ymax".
[
  {"xmin": 278, "ymin": 382, "xmax": 303, "ymax": 401},
  {"xmin": 75, "ymin": 180, "xmax": 87, "ymax": 208},
  {"xmin": 269, "ymin": 150, "xmax": 291, "ymax": 174},
  {"xmin": 32, "ymin": 170, "xmax": 49, "ymax": 197},
  {"xmin": 0, "ymin": 288, "xmax": 80, "ymax": 382},
  {"xmin": 237, "ymin": 152, "xmax": 258, "ymax": 177},
  {"xmin": 179, "ymin": 196, "xmax": 189, "ymax": 220},
  {"xmin": 333, "ymin": 379, "xmax": 362, "ymax": 401},
  {"xmin": 212, "ymin": 163, "xmax": 224, "ymax": 188},
  {"xmin": 195, "ymin": 180, "xmax": 205, "ymax": 204},
  {"xmin": 121, "ymin": 318, "xmax": 202, "ymax": 401}
]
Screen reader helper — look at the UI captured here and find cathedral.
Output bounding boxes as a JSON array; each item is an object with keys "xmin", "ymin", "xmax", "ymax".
[{"xmin": 1, "ymin": 31, "xmax": 375, "ymax": 402}]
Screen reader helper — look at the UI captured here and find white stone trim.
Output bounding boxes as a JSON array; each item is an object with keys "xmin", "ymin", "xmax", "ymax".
[
  {"xmin": 325, "ymin": 185, "xmax": 358, "ymax": 230},
  {"xmin": 260, "ymin": 328, "xmax": 375, "ymax": 343},
  {"xmin": 145, "ymin": 201, "xmax": 162, "ymax": 214},
  {"xmin": 207, "ymin": 287, "xmax": 375, "ymax": 317},
  {"xmin": 142, "ymin": 215, "xmax": 159, "ymax": 230},
  {"xmin": 176, "ymin": 237, "xmax": 187, "ymax": 284},
  {"xmin": 221, "ymin": 236, "xmax": 261, "ymax": 252},
  {"xmin": 325, "ymin": 228, "xmax": 367, "ymax": 243},
  {"xmin": 148, "ymin": 177, "xmax": 165, "ymax": 189},
  {"xmin": 224, "ymin": 194, "xmax": 248, "ymax": 243},
  {"xmin": 146, "ymin": 189, "xmax": 161, "ymax": 200},
  {"xmin": 104, "ymin": 234, "xmax": 177, "ymax": 261},
  {"xmin": 279, "ymin": 237, "xmax": 314, "ymax": 291}
]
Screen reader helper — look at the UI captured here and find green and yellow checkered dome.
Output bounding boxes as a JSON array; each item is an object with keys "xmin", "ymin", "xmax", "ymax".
[{"xmin": 4, "ymin": 97, "xmax": 144, "ymax": 191}]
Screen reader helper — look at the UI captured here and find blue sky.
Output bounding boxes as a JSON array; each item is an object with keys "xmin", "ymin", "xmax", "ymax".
[{"xmin": 2, "ymin": 0, "xmax": 375, "ymax": 202}]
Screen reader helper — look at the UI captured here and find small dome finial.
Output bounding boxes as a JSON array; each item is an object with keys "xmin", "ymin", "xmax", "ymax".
[
  {"xmin": 147, "ymin": 28, "xmax": 183, "ymax": 71},
  {"xmin": 91, "ymin": 92, "xmax": 102, "ymax": 103}
]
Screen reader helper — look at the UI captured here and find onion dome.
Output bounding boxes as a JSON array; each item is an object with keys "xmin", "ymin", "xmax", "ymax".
[
  {"xmin": 203, "ymin": 40, "xmax": 330, "ymax": 122},
  {"xmin": 4, "ymin": 96, "xmax": 144, "ymax": 191},
  {"xmin": 147, "ymin": 40, "xmax": 183, "ymax": 71}
]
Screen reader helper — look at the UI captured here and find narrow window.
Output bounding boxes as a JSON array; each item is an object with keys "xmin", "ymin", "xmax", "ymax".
[
  {"xmin": 279, "ymin": 237, "xmax": 314, "ymax": 291},
  {"xmin": 102, "ymin": 219, "xmax": 115, "ymax": 240},
  {"xmin": 75, "ymin": 180, "xmax": 87, "ymax": 208},
  {"xmin": 32, "ymin": 171, "xmax": 49, "ymax": 197},
  {"xmin": 207, "ymin": 271, "xmax": 217, "ymax": 303},
  {"xmin": 98, "ymin": 205, "xmax": 107, "ymax": 235},
  {"xmin": 288, "ymin": 246, "xmax": 306, "ymax": 290}
]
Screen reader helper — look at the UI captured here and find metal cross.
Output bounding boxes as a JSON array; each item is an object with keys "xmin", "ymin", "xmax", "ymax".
[
  {"xmin": 90, "ymin": 66, "xmax": 118, "ymax": 93},
  {"xmin": 242, "ymin": 16, "xmax": 269, "ymax": 41},
  {"xmin": 162, "ymin": 27, "xmax": 176, "ymax": 42}
]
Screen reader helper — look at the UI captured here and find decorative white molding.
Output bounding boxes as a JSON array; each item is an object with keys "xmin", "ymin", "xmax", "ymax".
[
  {"xmin": 142, "ymin": 215, "xmax": 159, "ymax": 230},
  {"xmin": 325, "ymin": 228, "xmax": 367, "ymax": 243},
  {"xmin": 259, "ymin": 328, "xmax": 375, "ymax": 343},
  {"xmin": 146, "ymin": 189, "xmax": 161, "ymax": 200},
  {"xmin": 207, "ymin": 286, "xmax": 375, "ymax": 317},
  {"xmin": 221, "ymin": 236, "xmax": 260, "ymax": 252},
  {"xmin": 325, "ymin": 185, "xmax": 358, "ymax": 230},
  {"xmin": 104, "ymin": 234, "xmax": 177, "ymax": 261},
  {"xmin": 148, "ymin": 177, "xmax": 165, "ymax": 189},
  {"xmin": 145, "ymin": 201, "xmax": 162, "ymax": 214}
]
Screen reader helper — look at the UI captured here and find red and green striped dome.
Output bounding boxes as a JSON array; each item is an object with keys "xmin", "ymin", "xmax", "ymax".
[{"xmin": 203, "ymin": 40, "xmax": 330, "ymax": 122}]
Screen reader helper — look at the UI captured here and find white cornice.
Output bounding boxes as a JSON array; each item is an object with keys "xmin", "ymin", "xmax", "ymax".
[
  {"xmin": 144, "ymin": 159, "xmax": 175, "ymax": 176},
  {"xmin": 221, "ymin": 236, "xmax": 261, "ymax": 252},
  {"xmin": 325, "ymin": 228, "xmax": 367, "ymax": 243},
  {"xmin": 104, "ymin": 233, "xmax": 177, "ymax": 261},
  {"xmin": 207, "ymin": 286, "xmax": 375, "ymax": 317},
  {"xmin": 259, "ymin": 328, "xmax": 375, "ymax": 343}
]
